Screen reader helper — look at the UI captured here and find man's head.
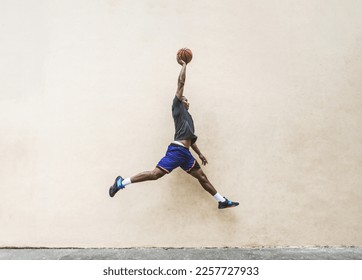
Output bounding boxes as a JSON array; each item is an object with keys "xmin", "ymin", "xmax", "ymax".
[{"xmin": 181, "ymin": 96, "xmax": 190, "ymax": 110}]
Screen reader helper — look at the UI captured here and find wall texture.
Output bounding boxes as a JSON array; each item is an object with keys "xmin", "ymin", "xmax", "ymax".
[{"xmin": 1, "ymin": 0, "xmax": 361, "ymax": 247}]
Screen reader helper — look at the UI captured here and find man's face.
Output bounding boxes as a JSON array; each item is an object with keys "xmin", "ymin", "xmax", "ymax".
[{"xmin": 182, "ymin": 96, "xmax": 190, "ymax": 110}]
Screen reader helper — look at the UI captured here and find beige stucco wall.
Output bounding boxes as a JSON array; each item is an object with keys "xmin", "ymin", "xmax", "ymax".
[{"xmin": 1, "ymin": 0, "xmax": 361, "ymax": 247}]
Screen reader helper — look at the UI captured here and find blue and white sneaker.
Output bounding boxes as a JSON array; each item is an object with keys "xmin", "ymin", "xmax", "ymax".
[
  {"xmin": 109, "ymin": 176, "xmax": 124, "ymax": 197},
  {"xmin": 218, "ymin": 197, "xmax": 239, "ymax": 209}
]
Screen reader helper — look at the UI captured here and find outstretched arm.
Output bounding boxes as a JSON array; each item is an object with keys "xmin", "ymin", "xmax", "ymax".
[
  {"xmin": 191, "ymin": 143, "xmax": 208, "ymax": 166},
  {"xmin": 175, "ymin": 58, "xmax": 187, "ymax": 100}
]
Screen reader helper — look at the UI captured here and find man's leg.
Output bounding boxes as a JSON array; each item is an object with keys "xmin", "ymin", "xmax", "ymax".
[
  {"xmin": 130, "ymin": 167, "xmax": 166, "ymax": 183},
  {"xmin": 189, "ymin": 167, "xmax": 217, "ymax": 196},
  {"xmin": 109, "ymin": 167, "xmax": 166, "ymax": 197},
  {"xmin": 189, "ymin": 166, "xmax": 239, "ymax": 209}
]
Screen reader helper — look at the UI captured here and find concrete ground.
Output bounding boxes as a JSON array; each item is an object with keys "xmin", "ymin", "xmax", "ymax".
[{"xmin": 1, "ymin": 247, "xmax": 362, "ymax": 260}]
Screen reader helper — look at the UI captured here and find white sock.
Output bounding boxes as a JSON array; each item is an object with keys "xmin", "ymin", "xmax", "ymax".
[
  {"xmin": 213, "ymin": 193, "xmax": 226, "ymax": 202},
  {"xmin": 122, "ymin": 177, "xmax": 132, "ymax": 187}
]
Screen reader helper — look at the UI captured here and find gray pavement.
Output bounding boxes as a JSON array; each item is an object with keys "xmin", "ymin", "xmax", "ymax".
[{"xmin": 1, "ymin": 247, "xmax": 362, "ymax": 260}]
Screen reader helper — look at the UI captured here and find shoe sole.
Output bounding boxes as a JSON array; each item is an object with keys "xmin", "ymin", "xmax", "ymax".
[
  {"xmin": 109, "ymin": 185, "xmax": 117, "ymax": 197},
  {"xmin": 109, "ymin": 176, "xmax": 122, "ymax": 197},
  {"xmin": 219, "ymin": 203, "xmax": 239, "ymax": 209}
]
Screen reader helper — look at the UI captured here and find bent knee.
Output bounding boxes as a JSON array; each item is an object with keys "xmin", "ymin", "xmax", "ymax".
[
  {"xmin": 200, "ymin": 175, "xmax": 209, "ymax": 183},
  {"xmin": 196, "ymin": 172, "xmax": 208, "ymax": 183}
]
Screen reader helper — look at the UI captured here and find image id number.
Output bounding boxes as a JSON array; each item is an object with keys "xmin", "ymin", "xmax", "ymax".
[{"xmin": 195, "ymin": 266, "xmax": 259, "ymax": 276}]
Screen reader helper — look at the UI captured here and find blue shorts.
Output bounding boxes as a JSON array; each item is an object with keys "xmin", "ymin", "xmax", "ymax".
[{"xmin": 157, "ymin": 143, "xmax": 200, "ymax": 173}]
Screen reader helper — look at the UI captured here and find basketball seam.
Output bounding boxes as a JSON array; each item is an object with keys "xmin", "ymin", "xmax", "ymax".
[{"xmin": 181, "ymin": 49, "xmax": 186, "ymax": 63}]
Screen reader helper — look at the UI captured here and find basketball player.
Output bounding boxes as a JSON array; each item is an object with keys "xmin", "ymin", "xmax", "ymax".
[{"xmin": 109, "ymin": 56, "xmax": 239, "ymax": 209}]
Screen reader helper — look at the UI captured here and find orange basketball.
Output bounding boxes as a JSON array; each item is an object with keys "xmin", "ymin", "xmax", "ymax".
[{"xmin": 177, "ymin": 48, "xmax": 193, "ymax": 65}]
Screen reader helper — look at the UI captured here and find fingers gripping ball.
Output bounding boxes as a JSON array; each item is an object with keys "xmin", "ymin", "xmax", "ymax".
[{"xmin": 177, "ymin": 48, "xmax": 193, "ymax": 65}]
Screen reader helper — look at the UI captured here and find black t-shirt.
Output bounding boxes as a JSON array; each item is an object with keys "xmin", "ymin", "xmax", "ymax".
[{"xmin": 172, "ymin": 96, "xmax": 197, "ymax": 144}]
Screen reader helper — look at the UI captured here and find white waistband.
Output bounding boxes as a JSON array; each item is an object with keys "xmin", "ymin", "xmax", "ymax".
[{"xmin": 172, "ymin": 141, "xmax": 185, "ymax": 147}]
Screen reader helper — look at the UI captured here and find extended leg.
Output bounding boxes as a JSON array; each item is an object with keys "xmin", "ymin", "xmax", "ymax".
[
  {"xmin": 188, "ymin": 166, "xmax": 239, "ymax": 209},
  {"xmin": 109, "ymin": 167, "xmax": 166, "ymax": 197},
  {"xmin": 189, "ymin": 167, "xmax": 217, "ymax": 196},
  {"xmin": 130, "ymin": 167, "xmax": 166, "ymax": 183}
]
